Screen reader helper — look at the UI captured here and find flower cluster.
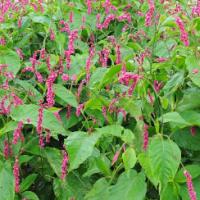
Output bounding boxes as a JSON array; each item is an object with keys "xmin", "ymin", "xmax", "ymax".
[
  {"xmin": 145, "ymin": 0, "xmax": 155, "ymax": 26},
  {"xmin": 13, "ymin": 121, "xmax": 24, "ymax": 145},
  {"xmin": 175, "ymin": 17, "xmax": 189, "ymax": 46},
  {"xmin": 61, "ymin": 150, "xmax": 69, "ymax": 180},
  {"xmin": 184, "ymin": 170, "xmax": 197, "ymax": 200},
  {"xmin": 13, "ymin": 157, "xmax": 20, "ymax": 193},
  {"xmin": 143, "ymin": 123, "xmax": 149, "ymax": 151},
  {"xmin": 46, "ymin": 71, "xmax": 57, "ymax": 107}
]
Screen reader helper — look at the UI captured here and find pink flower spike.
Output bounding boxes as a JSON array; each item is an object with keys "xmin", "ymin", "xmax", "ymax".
[
  {"xmin": 143, "ymin": 123, "xmax": 149, "ymax": 151},
  {"xmin": 112, "ymin": 150, "xmax": 120, "ymax": 165},
  {"xmin": 61, "ymin": 150, "xmax": 69, "ymax": 180},
  {"xmin": 175, "ymin": 17, "xmax": 189, "ymax": 46},
  {"xmin": 13, "ymin": 157, "xmax": 20, "ymax": 193},
  {"xmin": 76, "ymin": 103, "xmax": 84, "ymax": 117},
  {"xmin": 13, "ymin": 121, "xmax": 24, "ymax": 145},
  {"xmin": 184, "ymin": 170, "xmax": 197, "ymax": 200}
]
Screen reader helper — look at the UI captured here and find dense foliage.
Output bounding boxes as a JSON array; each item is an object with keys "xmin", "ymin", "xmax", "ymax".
[{"xmin": 1, "ymin": 0, "xmax": 200, "ymax": 199}]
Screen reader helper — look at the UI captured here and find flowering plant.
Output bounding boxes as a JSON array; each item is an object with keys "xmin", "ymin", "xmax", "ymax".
[{"xmin": 0, "ymin": 0, "xmax": 200, "ymax": 199}]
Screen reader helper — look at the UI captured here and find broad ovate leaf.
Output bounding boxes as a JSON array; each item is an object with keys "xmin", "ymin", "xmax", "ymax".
[{"xmin": 65, "ymin": 131, "xmax": 100, "ymax": 170}]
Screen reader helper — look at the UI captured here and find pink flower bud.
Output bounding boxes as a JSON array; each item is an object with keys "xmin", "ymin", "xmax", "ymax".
[
  {"xmin": 13, "ymin": 157, "xmax": 20, "ymax": 193},
  {"xmin": 112, "ymin": 150, "xmax": 120, "ymax": 165}
]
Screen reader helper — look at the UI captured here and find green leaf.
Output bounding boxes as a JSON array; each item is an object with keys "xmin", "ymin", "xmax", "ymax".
[
  {"xmin": 163, "ymin": 72, "xmax": 184, "ymax": 95},
  {"xmin": 85, "ymin": 178, "xmax": 109, "ymax": 200},
  {"xmin": 20, "ymin": 174, "xmax": 38, "ymax": 192},
  {"xmin": 180, "ymin": 110, "xmax": 200, "ymax": 126},
  {"xmin": 138, "ymin": 152, "xmax": 158, "ymax": 187},
  {"xmin": 0, "ymin": 49, "xmax": 20, "ymax": 76},
  {"xmin": 53, "ymin": 173, "xmax": 90, "ymax": 200},
  {"xmin": 10, "ymin": 104, "xmax": 66, "ymax": 137},
  {"xmin": 99, "ymin": 65, "xmax": 122, "ymax": 88},
  {"xmin": 22, "ymin": 191, "xmax": 39, "ymax": 200},
  {"xmin": 108, "ymin": 170, "xmax": 147, "ymax": 200},
  {"xmin": 175, "ymin": 165, "xmax": 200, "ymax": 183},
  {"xmin": 96, "ymin": 125, "xmax": 124, "ymax": 137},
  {"xmin": 143, "ymin": 136, "xmax": 181, "ymax": 188},
  {"xmin": 0, "ymin": 161, "xmax": 15, "ymax": 200},
  {"xmin": 177, "ymin": 88, "xmax": 200, "ymax": 112},
  {"xmin": 185, "ymin": 56, "xmax": 200, "ymax": 87},
  {"xmin": 53, "ymin": 84, "xmax": 78, "ymax": 108},
  {"xmin": 15, "ymin": 79, "xmax": 42, "ymax": 103},
  {"xmin": 44, "ymin": 147, "xmax": 62, "ymax": 177},
  {"xmin": 30, "ymin": 15, "xmax": 50, "ymax": 25},
  {"xmin": 161, "ymin": 112, "xmax": 190, "ymax": 128},
  {"xmin": 172, "ymin": 128, "xmax": 200, "ymax": 151},
  {"xmin": 0, "ymin": 121, "xmax": 18, "ymax": 136},
  {"xmin": 160, "ymin": 182, "xmax": 179, "ymax": 200},
  {"xmin": 122, "ymin": 147, "xmax": 137, "ymax": 171},
  {"xmin": 89, "ymin": 68, "xmax": 108, "ymax": 89},
  {"xmin": 65, "ymin": 131, "xmax": 100, "ymax": 170}
]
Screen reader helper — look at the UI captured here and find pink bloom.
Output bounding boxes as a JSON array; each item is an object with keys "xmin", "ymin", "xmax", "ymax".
[
  {"xmin": 77, "ymin": 79, "xmax": 86, "ymax": 101},
  {"xmin": 0, "ymin": 37, "xmax": 6, "ymax": 46},
  {"xmin": 119, "ymin": 70, "xmax": 142, "ymax": 95},
  {"xmin": 99, "ymin": 48, "xmax": 110, "ymax": 67},
  {"xmin": 102, "ymin": 0, "xmax": 117, "ymax": 14},
  {"xmin": 61, "ymin": 150, "xmax": 69, "ymax": 180},
  {"xmin": 50, "ymin": 29, "xmax": 55, "ymax": 41},
  {"xmin": 145, "ymin": 0, "xmax": 155, "ymax": 27},
  {"xmin": 46, "ymin": 71, "xmax": 57, "ymax": 107},
  {"xmin": 11, "ymin": 93, "xmax": 23, "ymax": 107},
  {"xmin": 175, "ymin": 17, "xmax": 189, "ymax": 46},
  {"xmin": 46, "ymin": 56, "xmax": 51, "ymax": 71},
  {"xmin": 86, "ymin": 45, "xmax": 95, "ymax": 82},
  {"xmin": 16, "ymin": 48, "xmax": 24, "ymax": 60},
  {"xmin": 18, "ymin": 18, "xmax": 22, "ymax": 28},
  {"xmin": 76, "ymin": 103, "xmax": 84, "ymax": 117},
  {"xmin": 13, "ymin": 121, "xmax": 24, "ymax": 145},
  {"xmin": 184, "ymin": 170, "xmax": 197, "ymax": 200},
  {"xmin": 102, "ymin": 14, "xmax": 115, "ymax": 29},
  {"xmin": 155, "ymin": 57, "xmax": 168, "ymax": 63},
  {"xmin": 86, "ymin": 0, "xmax": 92, "ymax": 14},
  {"xmin": 115, "ymin": 45, "xmax": 121, "ymax": 64},
  {"xmin": 102, "ymin": 106, "xmax": 109, "ymax": 123},
  {"xmin": 35, "ymin": 71, "xmax": 43, "ymax": 83},
  {"xmin": 190, "ymin": 127, "xmax": 196, "ymax": 136},
  {"xmin": 192, "ymin": 69, "xmax": 199, "ymax": 74},
  {"xmin": 62, "ymin": 74, "xmax": 70, "ymax": 81},
  {"xmin": 54, "ymin": 111, "xmax": 62, "ymax": 122},
  {"xmin": 13, "ymin": 157, "xmax": 20, "ymax": 193},
  {"xmin": 112, "ymin": 150, "xmax": 120, "ymax": 165},
  {"xmin": 154, "ymin": 80, "xmax": 162, "ymax": 93},
  {"xmin": 148, "ymin": 89, "xmax": 154, "ymax": 105},
  {"xmin": 37, "ymin": 105, "xmax": 44, "ymax": 147},
  {"xmin": 118, "ymin": 13, "xmax": 132, "ymax": 23},
  {"xmin": 40, "ymin": 48, "xmax": 46, "ymax": 59},
  {"xmin": 143, "ymin": 123, "xmax": 149, "ymax": 151},
  {"xmin": 0, "ymin": 95, "xmax": 11, "ymax": 115},
  {"xmin": 69, "ymin": 11, "xmax": 73, "ymax": 23},
  {"xmin": 59, "ymin": 20, "xmax": 70, "ymax": 33},
  {"xmin": 3, "ymin": 140, "xmax": 12, "ymax": 159}
]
